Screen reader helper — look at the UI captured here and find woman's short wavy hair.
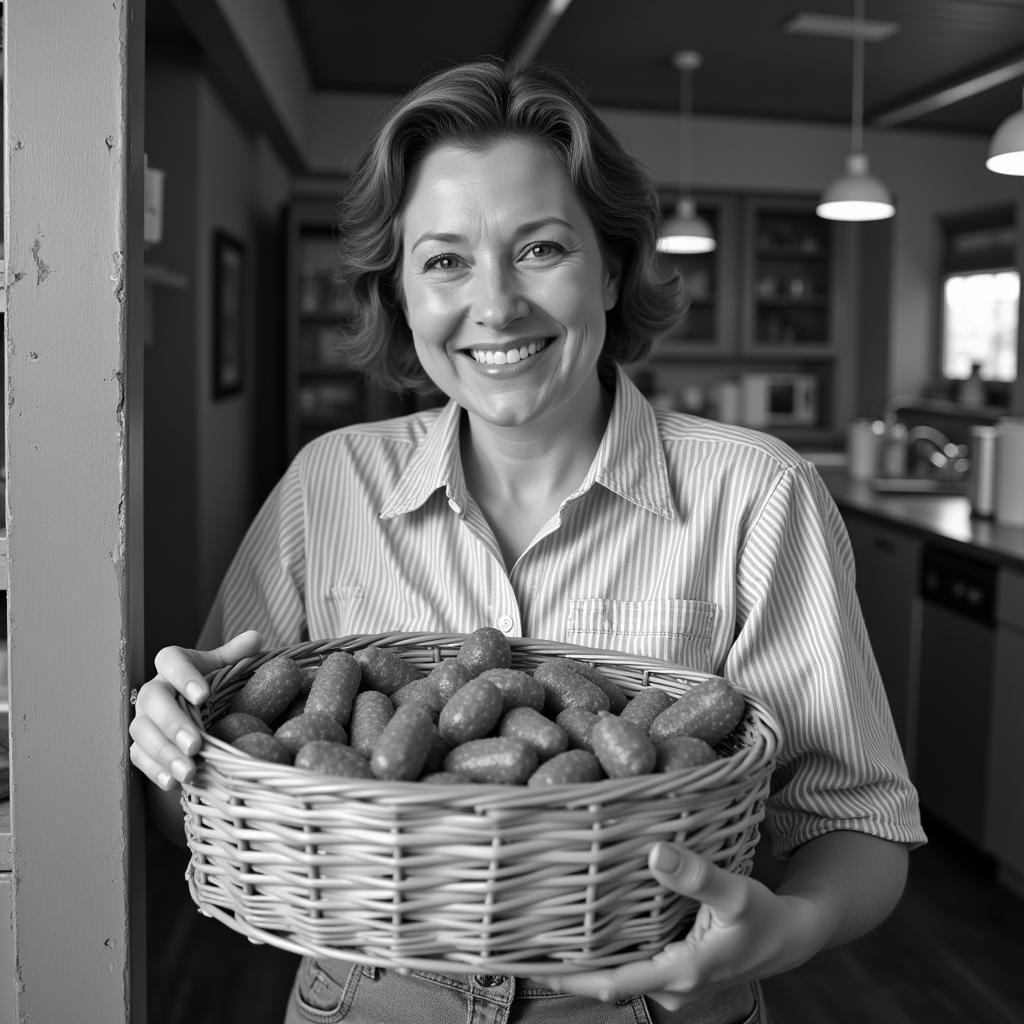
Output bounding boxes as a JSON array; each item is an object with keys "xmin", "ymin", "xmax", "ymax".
[{"xmin": 335, "ymin": 58, "xmax": 685, "ymax": 392}]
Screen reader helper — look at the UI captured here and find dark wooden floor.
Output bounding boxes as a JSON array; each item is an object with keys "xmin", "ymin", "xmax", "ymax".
[
  {"xmin": 762, "ymin": 816, "xmax": 1024, "ymax": 1023},
  {"xmin": 145, "ymin": 825, "xmax": 299, "ymax": 1024},
  {"xmin": 145, "ymin": 814, "xmax": 1024, "ymax": 1023}
]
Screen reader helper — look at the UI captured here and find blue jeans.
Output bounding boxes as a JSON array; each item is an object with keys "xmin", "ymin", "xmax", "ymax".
[{"xmin": 284, "ymin": 958, "xmax": 767, "ymax": 1024}]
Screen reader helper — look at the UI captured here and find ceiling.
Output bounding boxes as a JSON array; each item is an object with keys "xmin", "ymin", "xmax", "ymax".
[{"xmin": 278, "ymin": 0, "xmax": 1024, "ymax": 136}]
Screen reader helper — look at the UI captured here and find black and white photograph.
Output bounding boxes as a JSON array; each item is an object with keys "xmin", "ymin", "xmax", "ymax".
[{"xmin": 5, "ymin": 2, "xmax": 1024, "ymax": 1022}]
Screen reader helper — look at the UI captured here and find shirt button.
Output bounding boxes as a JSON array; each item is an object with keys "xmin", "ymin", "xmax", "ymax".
[
  {"xmin": 496, "ymin": 615, "xmax": 515, "ymax": 634},
  {"xmin": 474, "ymin": 974, "xmax": 504, "ymax": 987}
]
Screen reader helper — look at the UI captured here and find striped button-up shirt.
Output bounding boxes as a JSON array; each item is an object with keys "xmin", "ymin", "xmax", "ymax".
[{"xmin": 203, "ymin": 366, "xmax": 925, "ymax": 856}]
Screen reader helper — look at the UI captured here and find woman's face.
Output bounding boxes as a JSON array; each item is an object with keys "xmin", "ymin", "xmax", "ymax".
[{"xmin": 398, "ymin": 137, "xmax": 619, "ymax": 432}]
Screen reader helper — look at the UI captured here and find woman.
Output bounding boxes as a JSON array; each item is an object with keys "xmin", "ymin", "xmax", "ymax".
[{"xmin": 131, "ymin": 59, "xmax": 925, "ymax": 1022}]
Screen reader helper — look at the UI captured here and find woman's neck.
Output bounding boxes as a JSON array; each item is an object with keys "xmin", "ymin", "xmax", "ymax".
[{"xmin": 459, "ymin": 376, "xmax": 613, "ymax": 567}]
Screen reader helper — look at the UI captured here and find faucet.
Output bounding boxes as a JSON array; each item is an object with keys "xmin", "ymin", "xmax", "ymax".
[
  {"xmin": 881, "ymin": 394, "xmax": 920, "ymax": 428},
  {"xmin": 906, "ymin": 425, "xmax": 969, "ymax": 480}
]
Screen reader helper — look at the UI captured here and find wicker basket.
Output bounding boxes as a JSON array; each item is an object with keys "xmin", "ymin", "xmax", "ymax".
[{"xmin": 180, "ymin": 632, "xmax": 782, "ymax": 976}]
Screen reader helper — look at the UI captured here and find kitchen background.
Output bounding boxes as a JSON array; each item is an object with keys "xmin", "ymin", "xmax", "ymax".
[
  {"xmin": 5, "ymin": 0, "xmax": 1024, "ymax": 1021},
  {"xmin": 142, "ymin": 1, "xmax": 1024, "ymax": 1021}
]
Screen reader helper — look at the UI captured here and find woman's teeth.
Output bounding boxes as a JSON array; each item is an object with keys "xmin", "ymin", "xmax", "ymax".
[{"xmin": 470, "ymin": 339, "xmax": 548, "ymax": 365}]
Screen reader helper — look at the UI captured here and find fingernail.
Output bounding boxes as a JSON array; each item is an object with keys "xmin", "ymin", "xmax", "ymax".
[
  {"xmin": 185, "ymin": 681, "xmax": 207, "ymax": 705},
  {"xmin": 170, "ymin": 758, "xmax": 191, "ymax": 783},
  {"xmin": 176, "ymin": 728, "xmax": 199, "ymax": 755},
  {"xmin": 156, "ymin": 770, "xmax": 172, "ymax": 790},
  {"xmin": 651, "ymin": 843, "xmax": 681, "ymax": 874}
]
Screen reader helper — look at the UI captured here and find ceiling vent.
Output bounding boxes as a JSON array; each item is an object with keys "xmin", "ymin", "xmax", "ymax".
[{"xmin": 782, "ymin": 12, "xmax": 900, "ymax": 42}]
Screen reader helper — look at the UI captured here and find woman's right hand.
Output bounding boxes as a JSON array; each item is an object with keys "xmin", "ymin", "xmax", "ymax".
[{"xmin": 129, "ymin": 630, "xmax": 264, "ymax": 790}]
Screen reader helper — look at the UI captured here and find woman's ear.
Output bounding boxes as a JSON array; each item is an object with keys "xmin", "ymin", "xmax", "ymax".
[{"xmin": 602, "ymin": 260, "xmax": 621, "ymax": 312}]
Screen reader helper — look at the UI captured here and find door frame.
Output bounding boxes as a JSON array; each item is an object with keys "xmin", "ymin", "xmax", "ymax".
[{"xmin": 5, "ymin": 1, "xmax": 146, "ymax": 1020}]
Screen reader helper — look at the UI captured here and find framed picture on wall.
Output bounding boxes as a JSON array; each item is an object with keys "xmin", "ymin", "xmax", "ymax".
[{"xmin": 212, "ymin": 229, "xmax": 245, "ymax": 399}]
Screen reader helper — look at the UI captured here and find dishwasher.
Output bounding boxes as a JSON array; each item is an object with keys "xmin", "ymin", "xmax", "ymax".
[{"xmin": 915, "ymin": 544, "xmax": 997, "ymax": 845}]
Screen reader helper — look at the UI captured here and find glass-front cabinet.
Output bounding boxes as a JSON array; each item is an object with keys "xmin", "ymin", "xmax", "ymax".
[
  {"xmin": 743, "ymin": 198, "xmax": 834, "ymax": 354},
  {"xmin": 643, "ymin": 190, "xmax": 851, "ymax": 447},
  {"xmin": 655, "ymin": 193, "xmax": 738, "ymax": 355}
]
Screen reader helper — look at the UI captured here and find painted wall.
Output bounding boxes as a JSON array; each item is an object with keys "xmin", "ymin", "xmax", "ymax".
[
  {"xmin": 195, "ymin": 74, "xmax": 260, "ymax": 613},
  {"xmin": 143, "ymin": 54, "xmax": 202, "ymax": 660},
  {"xmin": 144, "ymin": 52, "xmax": 291, "ymax": 659},
  {"xmin": 307, "ymin": 92, "xmax": 1024, "ymax": 403}
]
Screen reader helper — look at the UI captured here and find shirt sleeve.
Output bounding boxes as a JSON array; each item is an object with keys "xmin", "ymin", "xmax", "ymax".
[
  {"xmin": 725, "ymin": 460, "xmax": 927, "ymax": 857},
  {"xmin": 196, "ymin": 454, "xmax": 308, "ymax": 649}
]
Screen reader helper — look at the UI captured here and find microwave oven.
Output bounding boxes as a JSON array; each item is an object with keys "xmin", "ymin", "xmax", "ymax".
[{"xmin": 740, "ymin": 373, "xmax": 818, "ymax": 428}]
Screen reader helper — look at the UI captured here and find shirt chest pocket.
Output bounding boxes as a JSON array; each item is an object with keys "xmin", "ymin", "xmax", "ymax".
[{"xmin": 566, "ymin": 598, "xmax": 719, "ymax": 672}]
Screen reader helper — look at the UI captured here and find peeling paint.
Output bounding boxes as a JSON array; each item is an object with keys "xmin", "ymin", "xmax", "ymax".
[
  {"xmin": 114, "ymin": 370, "xmax": 128, "ymax": 574},
  {"xmin": 31, "ymin": 237, "xmax": 49, "ymax": 288},
  {"xmin": 113, "ymin": 369, "xmax": 126, "ymax": 419},
  {"xmin": 111, "ymin": 251, "xmax": 125, "ymax": 306},
  {"xmin": 7, "ymin": 326, "xmax": 15, "ymax": 409}
]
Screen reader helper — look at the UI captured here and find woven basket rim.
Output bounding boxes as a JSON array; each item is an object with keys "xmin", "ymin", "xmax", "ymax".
[{"xmin": 182, "ymin": 631, "xmax": 783, "ymax": 799}]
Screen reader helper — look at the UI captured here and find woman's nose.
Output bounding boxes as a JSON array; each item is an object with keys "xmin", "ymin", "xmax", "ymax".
[{"xmin": 470, "ymin": 264, "xmax": 528, "ymax": 329}]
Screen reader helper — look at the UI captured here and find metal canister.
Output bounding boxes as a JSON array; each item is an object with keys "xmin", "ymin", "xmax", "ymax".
[
  {"xmin": 968, "ymin": 424, "xmax": 1000, "ymax": 518},
  {"xmin": 846, "ymin": 418, "xmax": 884, "ymax": 480}
]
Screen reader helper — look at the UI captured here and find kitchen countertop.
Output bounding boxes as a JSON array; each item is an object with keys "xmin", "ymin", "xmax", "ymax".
[{"xmin": 817, "ymin": 466, "xmax": 1024, "ymax": 571}]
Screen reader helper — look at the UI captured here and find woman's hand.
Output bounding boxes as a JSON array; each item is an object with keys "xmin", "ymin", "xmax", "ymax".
[
  {"xmin": 542, "ymin": 842, "xmax": 828, "ymax": 1011},
  {"xmin": 129, "ymin": 630, "xmax": 264, "ymax": 790}
]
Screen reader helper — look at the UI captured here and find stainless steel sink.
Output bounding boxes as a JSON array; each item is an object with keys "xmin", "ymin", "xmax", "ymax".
[{"xmin": 871, "ymin": 477, "xmax": 967, "ymax": 495}]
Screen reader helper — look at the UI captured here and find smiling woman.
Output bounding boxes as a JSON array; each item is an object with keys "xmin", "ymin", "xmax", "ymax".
[{"xmin": 130, "ymin": 56, "xmax": 925, "ymax": 1024}]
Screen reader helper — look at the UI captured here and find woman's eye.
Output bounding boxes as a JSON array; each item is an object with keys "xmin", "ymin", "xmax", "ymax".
[
  {"xmin": 423, "ymin": 253, "xmax": 465, "ymax": 272},
  {"xmin": 519, "ymin": 241, "xmax": 564, "ymax": 261}
]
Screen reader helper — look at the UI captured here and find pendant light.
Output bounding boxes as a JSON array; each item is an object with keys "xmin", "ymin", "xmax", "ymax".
[
  {"xmin": 987, "ymin": 85, "xmax": 1024, "ymax": 175},
  {"xmin": 658, "ymin": 50, "xmax": 716, "ymax": 254},
  {"xmin": 816, "ymin": 0, "xmax": 894, "ymax": 222}
]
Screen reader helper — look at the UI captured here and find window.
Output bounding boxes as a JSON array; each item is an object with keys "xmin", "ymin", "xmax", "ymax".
[
  {"xmin": 941, "ymin": 269, "xmax": 1018, "ymax": 381},
  {"xmin": 939, "ymin": 208, "xmax": 1019, "ymax": 385}
]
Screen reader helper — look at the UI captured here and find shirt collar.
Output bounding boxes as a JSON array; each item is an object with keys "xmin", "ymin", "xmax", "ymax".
[
  {"xmin": 588, "ymin": 365, "xmax": 675, "ymax": 519},
  {"xmin": 379, "ymin": 399, "xmax": 468, "ymax": 519},
  {"xmin": 379, "ymin": 364, "xmax": 675, "ymax": 521}
]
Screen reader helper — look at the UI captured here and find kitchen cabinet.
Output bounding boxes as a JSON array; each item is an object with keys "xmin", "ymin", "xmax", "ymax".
[
  {"xmin": 285, "ymin": 195, "xmax": 419, "ymax": 458},
  {"xmin": 650, "ymin": 191, "xmax": 854, "ymax": 446},
  {"xmin": 742, "ymin": 197, "xmax": 835, "ymax": 355},
  {"xmin": 656, "ymin": 192, "xmax": 841, "ymax": 357},
  {"xmin": 654, "ymin": 193, "xmax": 739, "ymax": 354},
  {"xmin": 915, "ymin": 545, "xmax": 997, "ymax": 846},
  {"xmin": 985, "ymin": 566, "xmax": 1024, "ymax": 891},
  {"xmin": 841, "ymin": 511, "xmax": 922, "ymax": 769},
  {"xmin": 828, "ymin": 474, "xmax": 1024, "ymax": 889}
]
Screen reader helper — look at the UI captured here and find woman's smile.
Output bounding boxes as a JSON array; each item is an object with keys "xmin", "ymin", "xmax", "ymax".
[{"xmin": 465, "ymin": 338, "xmax": 550, "ymax": 368}]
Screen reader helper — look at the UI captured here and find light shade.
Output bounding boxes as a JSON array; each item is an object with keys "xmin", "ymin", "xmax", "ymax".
[
  {"xmin": 987, "ymin": 103, "xmax": 1024, "ymax": 175},
  {"xmin": 657, "ymin": 197, "xmax": 716, "ymax": 254},
  {"xmin": 816, "ymin": 152, "xmax": 895, "ymax": 221}
]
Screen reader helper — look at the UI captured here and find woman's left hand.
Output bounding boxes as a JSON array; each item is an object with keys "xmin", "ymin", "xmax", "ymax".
[{"xmin": 541, "ymin": 842, "xmax": 828, "ymax": 1011}]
